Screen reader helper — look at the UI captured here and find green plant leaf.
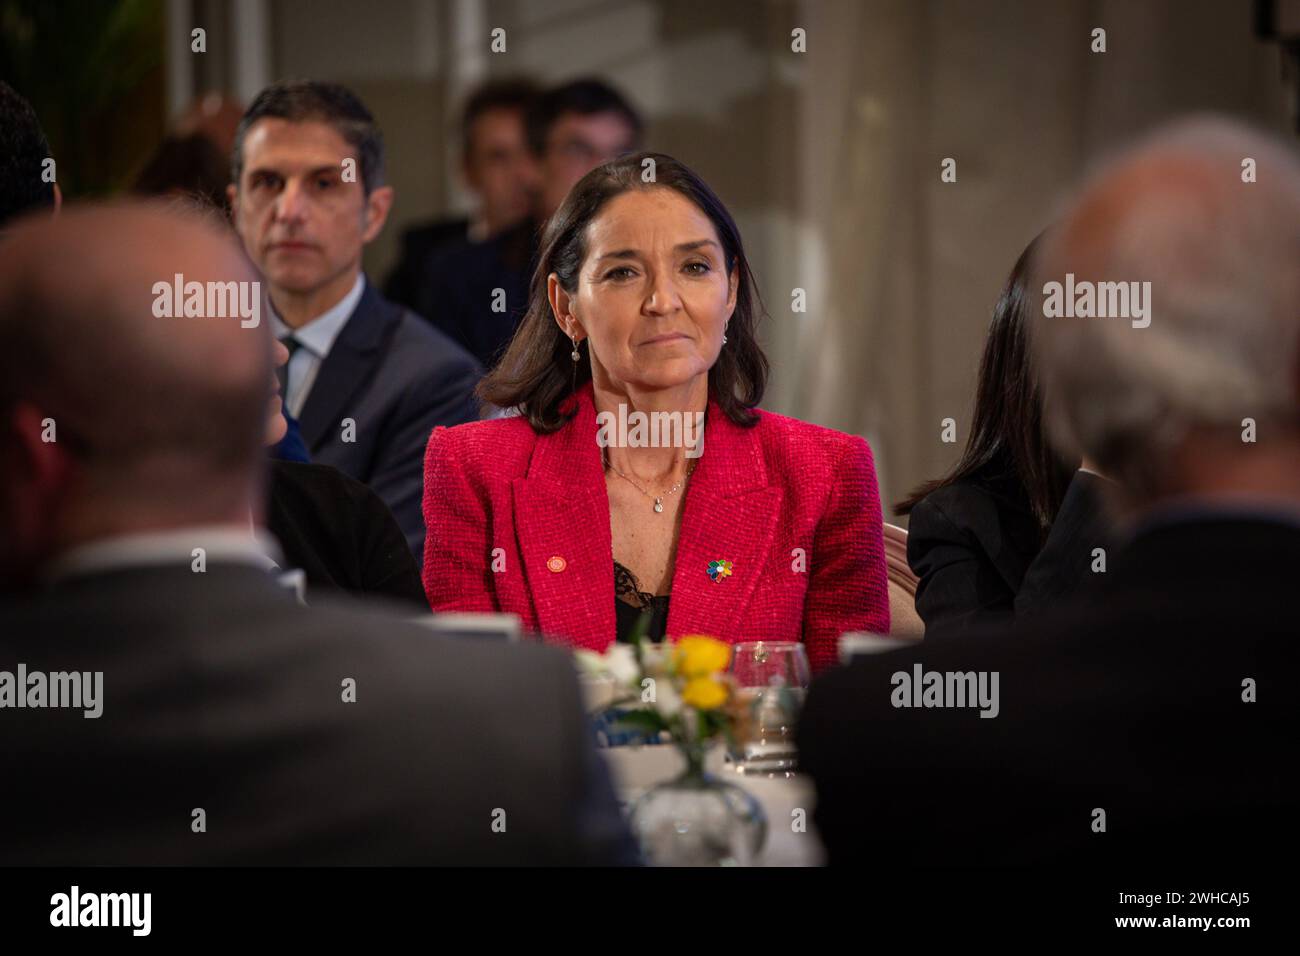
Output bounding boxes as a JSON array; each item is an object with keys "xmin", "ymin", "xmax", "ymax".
[{"xmin": 609, "ymin": 710, "xmax": 668, "ymax": 735}]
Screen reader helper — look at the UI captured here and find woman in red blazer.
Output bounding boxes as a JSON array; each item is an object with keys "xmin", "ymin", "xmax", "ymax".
[{"xmin": 422, "ymin": 153, "xmax": 888, "ymax": 673}]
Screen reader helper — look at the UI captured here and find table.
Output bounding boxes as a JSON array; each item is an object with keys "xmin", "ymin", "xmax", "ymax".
[{"xmin": 598, "ymin": 744, "xmax": 825, "ymax": 866}]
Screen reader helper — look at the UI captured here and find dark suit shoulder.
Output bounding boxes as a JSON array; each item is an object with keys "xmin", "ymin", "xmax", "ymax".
[
  {"xmin": 302, "ymin": 596, "xmax": 567, "ymax": 687},
  {"xmin": 384, "ymin": 218, "xmax": 469, "ymax": 309},
  {"xmin": 267, "ymin": 459, "xmax": 365, "ymax": 538},
  {"xmin": 387, "ymin": 300, "xmax": 481, "ymax": 373},
  {"xmin": 802, "ymin": 519, "xmax": 1300, "ymax": 866},
  {"xmin": 0, "ymin": 570, "xmax": 609, "ymax": 864},
  {"xmin": 264, "ymin": 602, "xmax": 596, "ymax": 840},
  {"xmin": 347, "ymin": 281, "xmax": 477, "ymax": 373},
  {"xmin": 267, "ymin": 460, "xmax": 426, "ymax": 604},
  {"xmin": 270, "ymin": 458, "xmax": 374, "ymax": 504},
  {"xmin": 401, "ymin": 217, "xmax": 470, "ymax": 251}
]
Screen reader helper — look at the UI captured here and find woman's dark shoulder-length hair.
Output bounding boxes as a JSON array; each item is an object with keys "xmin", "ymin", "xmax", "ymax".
[
  {"xmin": 895, "ymin": 235, "xmax": 1075, "ymax": 538},
  {"xmin": 477, "ymin": 151, "xmax": 769, "ymax": 432}
]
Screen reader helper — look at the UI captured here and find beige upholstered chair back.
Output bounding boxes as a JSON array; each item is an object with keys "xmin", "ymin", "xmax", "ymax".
[{"xmin": 883, "ymin": 523, "xmax": 923, "ymax": 639}]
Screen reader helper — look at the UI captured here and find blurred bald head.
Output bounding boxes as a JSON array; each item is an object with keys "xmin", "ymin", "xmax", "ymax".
[
  {"xmin": 0, "ymin": 201, "xmax": 271, "ymax": 577},
  {"xmin": 1033, "ymin": 117, "xmax": 1300, "ymax": 503}
]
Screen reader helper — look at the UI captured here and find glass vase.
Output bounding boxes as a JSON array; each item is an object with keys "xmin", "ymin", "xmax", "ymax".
[{"xmin": 627, "ymin": 741, "xmax": 768, "ymax": 866}]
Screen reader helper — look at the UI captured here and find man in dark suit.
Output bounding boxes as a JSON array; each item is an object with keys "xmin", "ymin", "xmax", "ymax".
[
  {"xmin": 800, "ymin": 118, "xmax": 1300, "ymax": 870},
  {"xmin": 0, "ymin": 203, "xmax": 638, "ymax": 866},
  {"xmin": 384, "ymin": 77, "xmax": 540, "ymax": 312},
  {"xmin": 413, "ymin": 78, "xmax": 644, "ymax": 370},
  {"xmin": 229, "ymin": 80, "xmax": 480, "ymax": 560}
]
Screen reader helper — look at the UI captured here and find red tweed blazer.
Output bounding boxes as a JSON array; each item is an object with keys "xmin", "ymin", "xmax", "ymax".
[{"xmin": 421, "ymin": 384, "xmax": 889, "ymax": 673}]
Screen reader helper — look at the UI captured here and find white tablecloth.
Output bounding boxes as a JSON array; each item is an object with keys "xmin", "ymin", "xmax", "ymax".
[{"xmin": 599, "ymin": 744, "xmax": 825, "ymax": 867}]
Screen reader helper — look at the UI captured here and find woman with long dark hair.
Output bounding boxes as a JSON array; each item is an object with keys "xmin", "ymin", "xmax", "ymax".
[
  {"xmin": 896, "ymin": 237, "xmax": 1111, "ymax": 636},
  {"xmin": 421, "ymin": 153, "xmax": 889, "ymax": 673}
]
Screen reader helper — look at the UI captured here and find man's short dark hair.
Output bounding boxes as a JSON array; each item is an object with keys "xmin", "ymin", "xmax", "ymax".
[
  {"xmin": 232, "ymin": 80, "xmax": 385, "ymax": 194},
  {"xmin": 0, "ymin": 82, "xmax": 56, "ymax": 227},
  {"xmin": 525, "ymin": 78, "xmax": 644, "ymax": 157},
  {"xmin": 461, "ymin": 77, "xmax": 539, "ymax": 158}
]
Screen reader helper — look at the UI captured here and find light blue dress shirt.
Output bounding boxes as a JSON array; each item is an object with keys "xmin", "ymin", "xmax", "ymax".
[{"xmin": 269, "ymin": 274, "xmax": 367, "ymax": 419}]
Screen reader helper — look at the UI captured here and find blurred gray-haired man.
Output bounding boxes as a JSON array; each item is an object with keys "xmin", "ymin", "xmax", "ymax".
[
  {"xmin": 0, "ymin": 202, "xmax": 636, "ymax": 865},
  {"xmin": 801, "ymin": 117, "xmax": 1300, "ymax": 869}
]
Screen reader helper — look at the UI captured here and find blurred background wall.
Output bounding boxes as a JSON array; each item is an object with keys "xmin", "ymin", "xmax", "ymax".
[{"xmin": 3, "ymin": 0, "xmax": 1294, "ymax": 517}]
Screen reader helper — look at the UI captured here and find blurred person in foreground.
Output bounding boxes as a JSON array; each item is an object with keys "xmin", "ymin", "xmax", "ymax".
[
  {"xmin": 385, "ymin": 77, "xmax": 540, "ymax": 311},
  {"xmin": 422, "ymin": 153, "xmax": 889, "ymax": 673},
  {"xmin": 0, "ymin": 202, "xmax": 637, "ymax": 865},
  {"xmin": 228, "ymin": 80, "xmax": 480, "ymax": 560},
  {"xmin": 896, "ymin": 236, "xmax": 1113, "ymax": 637},
  {"xmin": 800, "ymin": 118, "xmax": 1300, "ymax": 868},
  {"xmin": 414, "ymin": 78, "xmax": 644, "ymax": 370}
]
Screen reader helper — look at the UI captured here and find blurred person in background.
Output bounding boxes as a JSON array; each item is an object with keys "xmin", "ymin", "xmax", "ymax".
[
  {"xmin": 415, "ymin": 77, "xmax": 644, "ymax": 371},
  {"xmin": 895, "ymin": 236, "xmax": 1113, "ymax": 637},
  {"xmin": 175, "ymin": 92, "xmax": 246, "ymax": 158},
  {"xmin": 423, "ymin": 153, "xmax": 889, "ymax": 674},
  {"xmin": 385, "ymin": 77, "xmax": 540, "ymax": 311},
  {"xmin": 228, "ymin": 80, "xmax": 480, "ymax": 560},
  {"xmin": 131, "ymin": 131, "xmax": 231, "ymax": 212},
  {"xmin": 0, "ymin": 80, "xmax": 60, "ymax": 228},
  {"xmin": 801, "ymin": 118, "xmax": 1300, "ymax": 869},
  {"xmin": 527, "ymin": 78, "xmax": 646, "ymax": 225},
  {"xmin": 0, "ymin": 201, "xmax": 637, "ymax": 865}
]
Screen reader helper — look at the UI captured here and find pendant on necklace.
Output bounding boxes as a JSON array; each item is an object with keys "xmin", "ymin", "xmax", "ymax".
[{"xmin": 653, "ymin": 498, "xmax": 664, "ymax": 513}]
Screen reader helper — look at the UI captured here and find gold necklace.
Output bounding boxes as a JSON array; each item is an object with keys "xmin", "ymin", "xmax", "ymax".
[{"xmin": 603, "ymin": 451, "xmax": 697, "ymax": 513}]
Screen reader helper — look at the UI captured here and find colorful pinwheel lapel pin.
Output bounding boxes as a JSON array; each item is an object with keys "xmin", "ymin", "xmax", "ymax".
[{"xmin": 706, "ymin": 559, "xmax": 734, "ymax": 583}]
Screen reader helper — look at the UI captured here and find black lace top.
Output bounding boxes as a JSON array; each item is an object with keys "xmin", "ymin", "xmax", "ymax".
[{"xmin": 614, "ymin": 560, "xmax": 670, "ymax": 643}]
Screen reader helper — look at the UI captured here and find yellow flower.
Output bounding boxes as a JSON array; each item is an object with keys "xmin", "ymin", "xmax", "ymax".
[
  {"xmin": 674, "ymin": 636, "xmax": 732, "ymax": 678},
  {"xmin": 681, "ymin": 676, "xmax": 729, "ymax": 710}
]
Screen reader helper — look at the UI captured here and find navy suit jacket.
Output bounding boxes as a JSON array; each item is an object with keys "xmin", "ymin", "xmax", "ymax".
[
  {"xmin": 412, "ymin": 218, "xmax": 538, "ymax": 370},
  {"xmin": 382, "ymin": 215, "xmax": 470, "ymax": 313},
  {"xmin": 297, "ymin": 280, "xmax": 481, "ymax": 561}
]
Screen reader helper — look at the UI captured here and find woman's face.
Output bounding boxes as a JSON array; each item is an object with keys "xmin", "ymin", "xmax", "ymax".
[{"xmin": 553, "ymin": 187, "xmax": 738, "ymax": 393}]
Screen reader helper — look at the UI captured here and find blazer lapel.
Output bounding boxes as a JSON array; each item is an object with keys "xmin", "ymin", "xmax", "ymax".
[
  {"xmin": 510, "ymin": 387, "xmax": 782, "ymax": 647},
  {"xmin": 297, "ymin": 282, "xmax": 397, "ymax": 452},
  {"xmin": 668, "ymin": 401, "xmax": 782, "ymax": 641},
  {"xmin": 512, "ymin": 388, "xmax": 615, "ymax": 650}
]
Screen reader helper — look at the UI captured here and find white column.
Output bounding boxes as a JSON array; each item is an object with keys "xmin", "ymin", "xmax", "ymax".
[
  {"xmin": 230, "ymin": 0, "xmax": 272, "ymax": 105},
  {"xmin": 443, "ymin": 0, "xmax": 490, "ymax": 213},
  {"xmin": 165, "ymin": 0, "xmax": 195, "ymax": 121}
]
